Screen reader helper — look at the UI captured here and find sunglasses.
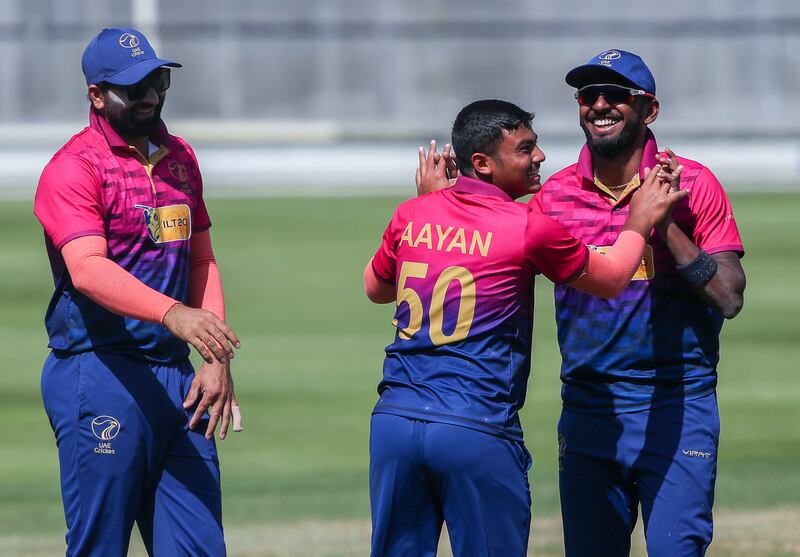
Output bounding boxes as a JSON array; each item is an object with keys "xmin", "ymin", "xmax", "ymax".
[
  {"xmin": 104, "ymin": 68, "xmax": 171, "ymax": 101},
  {"xmin": 575, "ymin": 84, "xmax": 653, "ymax": 106}
]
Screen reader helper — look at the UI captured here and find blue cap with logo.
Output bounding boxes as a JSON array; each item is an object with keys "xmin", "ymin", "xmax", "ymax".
[
  {"xmin": 565, "ymin": 49, "xmax": 655, "ymax": 96},
  {"xmin": 81, "ymin": 27, "xmax": 181, "ymax": 86}
]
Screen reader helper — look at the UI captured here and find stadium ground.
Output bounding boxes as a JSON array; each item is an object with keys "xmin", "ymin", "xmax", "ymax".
[{"xmin": 0, "ymin": 193, "xmax": 797, "ymax": 556}]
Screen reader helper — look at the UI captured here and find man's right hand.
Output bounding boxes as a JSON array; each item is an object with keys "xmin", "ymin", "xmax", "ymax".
[
  {"xmin": 624, "ymin": 165, "xmax": 690, "ymax": 238},
  {"xmin": 162, "ymin": 304, "xmax": 241, "ymax": 364},
  {"xmin": 416, "ymin": 140, "xmax": 459, "ymax": 196}
]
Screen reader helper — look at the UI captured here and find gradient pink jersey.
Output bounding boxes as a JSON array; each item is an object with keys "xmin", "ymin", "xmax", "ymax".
[
  {"xmin": 371, "ymin": 176, "xmax": 588, "ymax": 440},
  {"xmin": 34, "ymin": 109, "xmax": 210, "ymax": 363},
  {"xmin": 531, "ymin": 131, "xmax": 744, "ymax": 413}
]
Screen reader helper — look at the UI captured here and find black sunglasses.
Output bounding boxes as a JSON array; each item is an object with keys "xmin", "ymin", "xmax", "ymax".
[
  {"xmin": 103, "ymin": 68, "xmax": 171, "ymax": 101},
  {"xmin": 575, "ymin": 84, "xmax": 653, "ymax": 107}
]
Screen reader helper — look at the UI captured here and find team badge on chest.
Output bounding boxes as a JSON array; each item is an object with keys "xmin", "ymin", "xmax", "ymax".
[{"xmin": 135, "ymin": 204, "xmax": 192, "ymax": 244}]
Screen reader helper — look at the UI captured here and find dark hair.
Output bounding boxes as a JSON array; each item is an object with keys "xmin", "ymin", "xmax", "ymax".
[{"xmin": 451, "ymin": 100, "xmax": 534, "ymax": 175}]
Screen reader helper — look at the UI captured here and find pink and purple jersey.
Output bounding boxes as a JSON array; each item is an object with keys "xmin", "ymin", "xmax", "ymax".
[
  {"xmin": 371, "ymin": 176, "xmax": 588, "ymax": 440},
  {"xmin": 34, "ymin": 109, "xmax": 210, "ymax": 363},
  {"xmin": 532, "ymin": 131, "xmax": 744, "ymax": 413}
]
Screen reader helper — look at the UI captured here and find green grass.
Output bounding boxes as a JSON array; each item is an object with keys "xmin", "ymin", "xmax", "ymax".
[{"xmin": 0, "ymin": 193, "xmax": 798, "ymax": 543}]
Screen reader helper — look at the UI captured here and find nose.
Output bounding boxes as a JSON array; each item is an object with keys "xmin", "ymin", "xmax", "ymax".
[
  {"xmin": 591, "ymin": 94, "xmax": 611, "ymax": 111},
  {"xmin": 532, "ymin": 145, "xmax": 545, "ymax": 164},
  {"xmin": 141, "ymin": 85, "xmax": 160, "ymax": 105}
]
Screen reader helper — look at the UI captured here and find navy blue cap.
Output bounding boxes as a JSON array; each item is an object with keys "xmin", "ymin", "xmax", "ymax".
[
  {"xmin": 82, "ymin": 27, "xmax": 181, "ymax": 86},
  {"xmin": 565, "ymin": 49, "xmax": 655, "ymax": 96}
]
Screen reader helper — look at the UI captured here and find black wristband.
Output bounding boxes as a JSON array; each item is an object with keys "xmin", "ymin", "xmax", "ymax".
[{"xmin": 676, "ymin": 250, "xmax": 718, "ymax": 286}]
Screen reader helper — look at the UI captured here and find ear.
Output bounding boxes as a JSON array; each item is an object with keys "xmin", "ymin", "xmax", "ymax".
[
  {"xmin": 644, "ymin": 98, "xmax": 660, "ymax": 125},
  {"xmin": 471, "ymin": 152, "xmax": 493, "ymax": 179},
  {"xmin": 87, "ymin": 85, "xmax": 106, "ymax": 111}
]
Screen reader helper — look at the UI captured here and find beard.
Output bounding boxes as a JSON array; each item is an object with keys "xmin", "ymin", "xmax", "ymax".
[
  {"xmin": 103, "ymin": 89, "xmax": 163, "ymax": 139},
  {"xmin": 581, "ymin": 107, "xmax": 645, "ymax": 159}
]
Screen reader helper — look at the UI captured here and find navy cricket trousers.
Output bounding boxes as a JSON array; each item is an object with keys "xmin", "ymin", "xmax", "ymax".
[{"xmin": 42, "ymin": 351, "xmax": 225, "ymax": 557}]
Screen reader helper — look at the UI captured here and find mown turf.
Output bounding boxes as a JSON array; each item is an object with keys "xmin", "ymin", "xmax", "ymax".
[{"xmin": 0, "ymin": 193, "xmax": 797, "ymax": 551}]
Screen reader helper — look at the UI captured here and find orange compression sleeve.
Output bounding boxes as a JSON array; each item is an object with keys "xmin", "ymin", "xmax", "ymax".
[
  {"xmin": 568, "ymin": 230, "xmax": 646, "ymax": 299},
  {"xmin": 189, "ymin": 230, "xmax": 225, "ymax": 319},
  {"xmin": 61, "ymin": 235, "xmax": 179, "ymax": 323}
]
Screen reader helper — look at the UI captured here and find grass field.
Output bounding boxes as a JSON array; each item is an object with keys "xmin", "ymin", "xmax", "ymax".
[{"xmin": 0, "ymin": 193, "xmax": 798, "ymax": 556}]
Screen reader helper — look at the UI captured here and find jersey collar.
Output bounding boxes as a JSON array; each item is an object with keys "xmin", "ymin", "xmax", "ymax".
[
  {"xmin": 452, "ymin": 176, "xmax": 514, "ymax": 202},
  {"xmin": 576, "ymin": 128, "xmax": 660, "ymax": 184}
]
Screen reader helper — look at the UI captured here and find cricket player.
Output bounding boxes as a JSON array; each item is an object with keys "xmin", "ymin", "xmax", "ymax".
[
  {"xmin": 34, "ymin": 28, "xmax": 241, "ymax": 556},
  {"xmin": 537, "ymin": 50, "xmax": 746, "ymax": 557},
  {"xmin": 364, "ymin": 99, "xmax": 686, "ymax": 557}
]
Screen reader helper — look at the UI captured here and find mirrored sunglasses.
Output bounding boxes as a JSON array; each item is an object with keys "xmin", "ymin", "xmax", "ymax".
[
  {"xmin": 106, "ymin": 68, "xmax": 171, "ymax": 101},
  {"xmin": 575, "ymin": 84, "xmax": 653, "ymax": 106}
]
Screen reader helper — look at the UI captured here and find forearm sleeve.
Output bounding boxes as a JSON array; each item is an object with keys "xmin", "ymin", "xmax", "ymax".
[
  {"xmin": 569, "ymin": 230, "xmax": 646, "ymax": 298},
  {"xmin": 189, "ymin": 231, "xmax": 225, "ymax": 319},
  {"xmin": 61, "ymin": 235, "xmax": 179, "ymax": 323}
]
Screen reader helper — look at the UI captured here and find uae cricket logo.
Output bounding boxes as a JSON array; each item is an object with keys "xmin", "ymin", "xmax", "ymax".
[
  {"xmin": 91, "ymin": 415, "xmax": 121, "ymax": 440},
  {"xmin": 91, "ymin": 415, "xmax": 121, "ymax": 456}
]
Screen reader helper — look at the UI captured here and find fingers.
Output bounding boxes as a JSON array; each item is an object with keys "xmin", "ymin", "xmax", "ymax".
[
  {"xmin": 427, "ymin": 139, "xmax": 437, "ymax": 164},
  {"xmin": 190, "ymin": 393, "xmax": 212, "ymax": 431},
  {"xmin": 218, "ymin": 396, "xmax": 232, "ymax": 440},
  {"xmin": 230, "ymin": 393, "xmax": 243, "ymax": 432},
  {"xmin": 183, "ymin": 378, "xmax": 202, "ymax": 410},
  {"xmin": 232, "ymin": 403, "xmax": 243, "ymax": 432},
  {"xmin": 190, "ymin": 337, "xmax": 215, "ymax": 364},
  {"xmin": 204, "ymin": 402, "xmax": 222, "ymax": 440}
]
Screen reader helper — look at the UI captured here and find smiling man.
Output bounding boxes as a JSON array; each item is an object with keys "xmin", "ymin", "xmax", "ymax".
[
  {"xmin": 34, "ymin": 28, "xmax": 241, "ymax": 556},
  {"xmin": 531, "ymin": 50, "xmax": 747, "ymax": 557}
]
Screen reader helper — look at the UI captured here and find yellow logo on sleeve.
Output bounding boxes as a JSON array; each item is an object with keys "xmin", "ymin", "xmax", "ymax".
[
  {"xmin": 589, "ymin": 244, "xmax": 655, "ymax": 280},
  {"xmin": 135, "ymin": 204, "xmax": 192, "ymax": 244}
]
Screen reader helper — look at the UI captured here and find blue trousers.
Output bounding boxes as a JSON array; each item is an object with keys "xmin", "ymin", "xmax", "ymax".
[
  {"xmin": 41, "ymin": 351, "xmax": 225, "ymax": 557},
  {"xmin": 558, "ymin": 394, "xmax": 719, "ymax": 557},
  {"xmin": 369, "ymin": 413, "xmax": 532, "ymax": 557}
]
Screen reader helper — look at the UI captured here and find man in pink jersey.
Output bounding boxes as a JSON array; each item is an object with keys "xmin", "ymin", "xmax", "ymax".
[
  {"xmin": 365, "ymin": 99, "xmax": 686, "ymax": 557},
  {"xmin": 34, "ymin": 27, "xmax": 241, "ymax": 556}
]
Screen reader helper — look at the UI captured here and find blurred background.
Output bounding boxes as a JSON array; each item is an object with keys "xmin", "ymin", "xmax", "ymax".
[
  {"xmin": 1, "ymin": 1, "xmax": 798, "ymax": 556},
  {"xmin": 1, "ymin": 0, "xmax": 799, "ymax": 194}
]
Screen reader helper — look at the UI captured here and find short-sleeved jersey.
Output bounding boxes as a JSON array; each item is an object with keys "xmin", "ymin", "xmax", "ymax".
[
  {"xmin": 371, "ymin": 176, "xmax": 588, "ymax": 441},
  {"xmin": 531, "ymin": 130, "xmax": 744, "ymax": 414},
  {"xmin": 34, "ymin": 109, "xmax": 210, "ymax": 364}
]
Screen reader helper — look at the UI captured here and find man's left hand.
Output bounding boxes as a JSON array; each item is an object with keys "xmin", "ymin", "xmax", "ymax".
[{"xmin": 183, "ymin": 361, "xmax": 242, "ymax": 440}]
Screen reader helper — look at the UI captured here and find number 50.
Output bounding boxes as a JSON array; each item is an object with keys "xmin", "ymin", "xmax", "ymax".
[{"xmin": 392, "ymin": 261, "xmax": 476, "ymax": 346}]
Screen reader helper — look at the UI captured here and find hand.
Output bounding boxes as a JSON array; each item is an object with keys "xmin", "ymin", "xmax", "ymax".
[
  {"xmin": 655, "ymin": 147, "xmax": 683, "ymax": 194},
  {"xmin": 654, "ymin": 148, "xmax": 684, "ymax": 235},
  {"xmin": 183, "ymin": 361, "xmax": 243, "ymax": 440},
  {"xmin": 415, "ymin": 140, "xmax": 459, "ymax": 196},
  {"xmin": 625, "ymin": 165, "xmax": 690, "ymax": 237},
  {"xmin": 162, "ymin": 304, "xmax": 241, "ymax": 364}
]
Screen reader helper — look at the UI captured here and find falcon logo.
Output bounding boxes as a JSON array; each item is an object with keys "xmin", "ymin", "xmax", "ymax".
[
  {"xmin": 119, "ymin": 33, "xmax": 140, "ymax": 49},
  {"xmin": 598, "ymin": 50, "xmax": 621, "ymax": 61},
  {"xmin": 168, "ymin": 161, "xmax": 189, "ymax": 183},
  {"xmin": 136, "ymin": 204, "xmax": 163, "ymax": 243},
  {"xmin": 91, "ymin": 416, "xmax": 121, "ymax": 440},
  {"xmin": 557, "ymin": 433, "xmax": 566, "ymax": 471}
]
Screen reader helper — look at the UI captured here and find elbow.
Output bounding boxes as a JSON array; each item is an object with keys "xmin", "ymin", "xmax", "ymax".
[
  {"xmin": 70, "ymin": 264, "xmax": 93, "ymax": 296},
  {"xmin": 364, "ymin": 284, "xmax": 395, "ymax": 304},
  {"xmin": 721, "ymin": 295, "xmax": 744, "ymax": 319}
]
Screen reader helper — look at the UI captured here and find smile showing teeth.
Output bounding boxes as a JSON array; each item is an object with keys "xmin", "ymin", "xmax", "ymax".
[{"xmin": 593, "ymin": 118, "xmax": 619, "ymax": 127}]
